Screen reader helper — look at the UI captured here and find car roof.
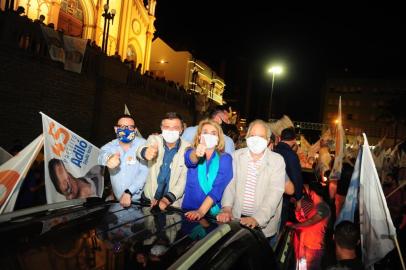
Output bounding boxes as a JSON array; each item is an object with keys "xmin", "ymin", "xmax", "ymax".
[{"xmin": 0, "ymin": 200, "xmax": 272, "ymax": 269}]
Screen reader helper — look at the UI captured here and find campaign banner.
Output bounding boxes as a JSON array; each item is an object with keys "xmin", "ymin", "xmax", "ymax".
[
  {"xmin": 63, "ymin": 35, "xmax": 87, "ymax": 73},
  {"xmin": 41, "ymin": 25, "xmax": 65, "ymax": 63},
  {"xmin": 41, "ymin": 113, "xmax": 104, "ymax": 204},
  {"xmin": 0, "ymin": 147, "xmax": 13, "ymax": 166},
  {"xmin": 0, "ymin": 135, "xmax": 44, "ymax": 213}
]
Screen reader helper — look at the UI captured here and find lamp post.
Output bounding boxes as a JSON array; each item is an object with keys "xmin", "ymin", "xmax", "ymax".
[
  {"xmin": 267, "ymin": 66, "xmax": 283, "ymax": 120},
  {"xmin": 101, "ymin": 1, "xmax": 116, "ymax": 54}
]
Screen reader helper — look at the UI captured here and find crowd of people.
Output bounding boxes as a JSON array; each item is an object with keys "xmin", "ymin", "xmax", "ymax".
[
  {"xmin": 93, "ymin": 105, "xmax": 406, "ymax": 269},
  {"xmin": 2, "ymin": 5, "xmax": 406, "ymax": 269},
  {"xmin": 8, "ymin": 103, "xmax": 405, "ymax": 269}
]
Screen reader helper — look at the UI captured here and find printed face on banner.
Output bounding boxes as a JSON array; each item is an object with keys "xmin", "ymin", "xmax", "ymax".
[{"xmin": 42, "ymin": 114, "xmax": 104, "ymax": 203}]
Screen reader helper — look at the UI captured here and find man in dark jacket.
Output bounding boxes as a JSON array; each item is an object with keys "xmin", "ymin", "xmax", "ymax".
[{"xmin": 274, "ymin": 127, "xmax": 303, "ymax": 230}]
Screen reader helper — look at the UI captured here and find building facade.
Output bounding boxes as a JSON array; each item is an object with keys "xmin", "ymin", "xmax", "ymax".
[
  {"xmin": 322, "ymin": 77, "xmax": 406, "ymax": 145},
  {"xmin": 2, "ymin": 0, "xmax": 156, "ymax": 72},
  {"xmin": 149, "ymin": 37, "xmax": 226, "ymax": 105}
]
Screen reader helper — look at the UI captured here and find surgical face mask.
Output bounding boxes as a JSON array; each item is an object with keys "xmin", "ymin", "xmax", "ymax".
[
  {"xmin": 162, "ymin": 130, "xmax": 180, "ymax": 143},
  {"xmin": 116, "ymin": 127, "xmax": 136, "ymax": 143},
  {"xmin": 246, "ymin": 136, "xmax": 268, "ymax": 154},
  {"xmin": 201, "ymin": 134, "xmax": 219, "ymax": 149}
]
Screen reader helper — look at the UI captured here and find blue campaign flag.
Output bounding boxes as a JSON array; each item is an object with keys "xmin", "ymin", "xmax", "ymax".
[{"xmin": 335, "ymin": 148, "xmax": 362, "ymax": 227}]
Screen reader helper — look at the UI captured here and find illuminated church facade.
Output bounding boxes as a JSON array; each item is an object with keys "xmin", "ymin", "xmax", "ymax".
[{"xmin": 2, "ymin": 0, "xmax": 157, "ymax": 72}]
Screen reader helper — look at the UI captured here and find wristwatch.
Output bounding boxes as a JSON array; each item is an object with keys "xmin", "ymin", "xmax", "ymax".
[{"xmin": 124, "ymin": 189, "xmax": 133, "ymax": 198}]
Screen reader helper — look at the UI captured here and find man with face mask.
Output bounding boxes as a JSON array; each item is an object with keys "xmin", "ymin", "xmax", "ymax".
[
  {"xmin": 98, "ymin": 115, "xmax": 149, "ymax": 208},
  {"xmin": 217, "ymin": 120, "xmax": 285, "ymax": 247},
  {"xmin": 182, "ymin": 106, "xmax": 235, "ymax": 154},
  {"xmin": 137, "ymin": 112, "xmax": 190, "ymax": 210}
]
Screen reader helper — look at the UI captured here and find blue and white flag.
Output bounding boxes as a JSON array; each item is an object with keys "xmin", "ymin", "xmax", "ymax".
[
  {"xmin": 359, "ymin": 133, "xmax": 396, "ymax": 269},
  {"xmin": 335, "ymin": 148, "xmax": 362, "ymax": 227}
]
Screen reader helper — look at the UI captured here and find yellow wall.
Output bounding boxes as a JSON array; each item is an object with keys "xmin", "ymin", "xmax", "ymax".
[
  {"xmin": 150, "ymin": 37, "xmax": 226, "ymax": 104},
  {"xmin": 12, "ymin": 0, "xmax": 155, "ymax": 70},
  {"xmin": 149, "ymin": 38, "xmax": 192, "ymax": 87}
]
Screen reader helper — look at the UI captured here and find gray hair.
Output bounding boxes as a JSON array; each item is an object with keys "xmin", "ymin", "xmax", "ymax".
[{"xmin": 246, "ymin": 119, "xmax": 272, "ymax": 139}]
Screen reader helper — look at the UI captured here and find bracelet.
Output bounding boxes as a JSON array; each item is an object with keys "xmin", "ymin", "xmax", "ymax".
[{"xmin": 124, "ymin": 189, "xmax": 133, "ymax": 198}]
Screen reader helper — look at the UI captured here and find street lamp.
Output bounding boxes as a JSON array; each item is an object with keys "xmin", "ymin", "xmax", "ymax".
[
  {"xmin": 267, "ymin": 66, "xmax": 283, "ymax": 120},
  {"xmin": 101, "ymin": 1, "xmax": 116, "ymax": 54}
]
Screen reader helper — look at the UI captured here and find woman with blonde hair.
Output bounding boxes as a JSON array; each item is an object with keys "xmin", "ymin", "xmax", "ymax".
[{"xmin": 182, "ymin": 119, "xmax": 233, "ymax": 220}]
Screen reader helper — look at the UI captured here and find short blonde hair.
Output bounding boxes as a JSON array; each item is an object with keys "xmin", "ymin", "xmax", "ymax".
[
  {"xmin": 246, "ymin": 119, "xmax": 271, "ymax": 139},
  {"xmin": 193, "ymin": 119, "xmax": 225, "ymax": 152}
]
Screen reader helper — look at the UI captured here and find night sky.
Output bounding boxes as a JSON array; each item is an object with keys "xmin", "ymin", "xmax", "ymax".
[{"xmin": 154, "ymin": 4, "xmax": 406, "ymax": 122}]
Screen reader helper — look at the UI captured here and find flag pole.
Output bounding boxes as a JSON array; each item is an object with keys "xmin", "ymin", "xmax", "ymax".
[
  {"xmin": 393, "ymin": 236, "xmax": 406, "ymax": 270},
  {"xmin": 385, "ymin": 180, "xmax": 406, "ymax": 199}
]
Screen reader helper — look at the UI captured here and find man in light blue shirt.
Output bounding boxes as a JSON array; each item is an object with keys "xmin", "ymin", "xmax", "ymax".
[
  {"xmin": 182, "ymin": 107, "xmax": 235, "ymax": 154},
  {"xmin": 98, "ymin": 115, "xmax": 148, "ymax": 207}
]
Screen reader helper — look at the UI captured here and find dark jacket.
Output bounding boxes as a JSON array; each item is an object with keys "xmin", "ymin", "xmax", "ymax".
[{"xmin": 274, "ymin": 142, "xmax": 303, "ymax": 200}]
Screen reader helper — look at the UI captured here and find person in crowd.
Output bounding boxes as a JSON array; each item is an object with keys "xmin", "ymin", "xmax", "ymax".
[
  {"xmin": 287, "ymin": 181, "xmax": 331, "ymax": 270},
  {"xmin": 15, "ymin": 6, "xmax": 25, "ymax": 16},
  {"xmin": 135, "ymin": 63, "xmax": 142, "ymax": 74},
  {"xmin": 182, "ymin": 106, "xmax": 235, "ymax": 154},
  {"xmin": 383, "ymin": 173, "xmax": 405, "ymax": 225},
  {"xmin": 217, "ymin": 120, "xmax": 285, "ymax": 243},
  {"xmin": 98, "ymin": 115, "xmax": 148, "ymax": 207},
  {"xmin": 182, "ymin": 119, "xmax": 233, "ymax": 220},
  {"xmin": 113, "ymin": 51, "xmax": 122, "ymax": 61},
  {"xmin": 15, "ymin": 154, "xmax": 45, "ymax": 209},
  {"xmin": 48, "ymin": 158, "xmax": 102, "ymax": 200},
  {"xmin": 34, "ymin": 14, "xmax": 45, "ymax": 25},
  {"xmin": 335, "ymin": 152, "xmax": 356, "ymax": 218},
  {"xmin": 274, "ymin": 127, "xmax": 304, "ymax": 230},
  {"xmin": 327, "ymin": 221, "xmax": 364, "ymax": 270},
  {"xmin": 137, "ymin": 112, "xmax": 190, "ymax": 210}
]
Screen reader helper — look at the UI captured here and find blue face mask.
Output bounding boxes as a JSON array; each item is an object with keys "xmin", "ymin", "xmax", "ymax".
[{"xmin": 116, "ymin": 128, "xmax": 136, "ymax": 143}]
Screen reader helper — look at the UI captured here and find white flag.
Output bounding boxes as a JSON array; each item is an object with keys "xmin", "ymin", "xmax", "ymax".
[
  {"xmin": 123, "ymin": 104, "xmax": 143, "ymax": 138},
  {"xmin": 41, "ymin": 113, "xmax": 104, "ymax": 204},
  {"xmin": 40, "ymin": 25, "xmax": 65, "ymax": 63},
  {"xmin": 0, "ymin": 147, "xmax": 13, "ymax": 165},
  {"xmin": 0, "ymin": 135, "xmax": 44, "ymax": 213},
  {"xmin": 359, "ymin": 133, "xmax": 396, "ymax": 269},
  {"xmin": 63, "ymin": 35, "xmax": 88, "ymax": 73},
  {"xmin": 330, "ymin": 96, "xmax": 345, "ymax": 181},
  {"xmin": 124, "ymin": 104, "xmax": 131, "ymax": 115}
]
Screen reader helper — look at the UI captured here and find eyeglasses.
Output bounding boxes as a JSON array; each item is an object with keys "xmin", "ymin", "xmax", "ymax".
[{"xmin": 116, "ymin": 125, "xmax": 135, "ymax": 130}]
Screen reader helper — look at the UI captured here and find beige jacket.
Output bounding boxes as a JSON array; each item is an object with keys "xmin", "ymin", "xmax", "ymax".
[
  {"xmin": 222, "ymin": 148, "xmax": 286, "ymax": 237},
  {"xmin": 137, "ymin": 135, "xmax": 190, "ymax": 207}
]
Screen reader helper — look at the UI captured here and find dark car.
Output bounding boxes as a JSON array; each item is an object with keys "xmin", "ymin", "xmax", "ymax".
[{"xmin": 0, "ymin": 199, "xmax": 279, "ymax": 269}]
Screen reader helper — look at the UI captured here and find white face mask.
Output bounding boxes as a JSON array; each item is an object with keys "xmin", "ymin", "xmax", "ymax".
[
  {"xmin": 161, "ymin": 130, "xmax": 180, "ymax": 143},
  {"xmin": 201, "ymin": 134, "xmax": 219, "ymax": 149},
  {"xmin": 246, "ymin": 136, "xmax": 268, "ymax": 154}
]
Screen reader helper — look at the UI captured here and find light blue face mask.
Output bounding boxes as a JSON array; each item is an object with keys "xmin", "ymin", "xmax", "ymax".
[{"xmin": 116, "ymin": 127, "xmax": 136, "ymax": 143}]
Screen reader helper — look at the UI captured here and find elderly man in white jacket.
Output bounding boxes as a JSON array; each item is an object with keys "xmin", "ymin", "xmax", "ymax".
[{"xmin": 217, "ymin": 119, "xmax": 286, "ymax": 242}]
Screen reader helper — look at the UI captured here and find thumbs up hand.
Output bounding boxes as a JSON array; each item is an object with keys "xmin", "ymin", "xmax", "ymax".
[
  {"xmin": 145, "ymin": 142, "xmax": 159, "ymax": 161},
  {"xmin": 195, "ymin": 136, "xmax": 207, "ymax": 158},
  {"xmin": 107, "ymin": 152, "xmax": 121, "ymax": 169}
]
